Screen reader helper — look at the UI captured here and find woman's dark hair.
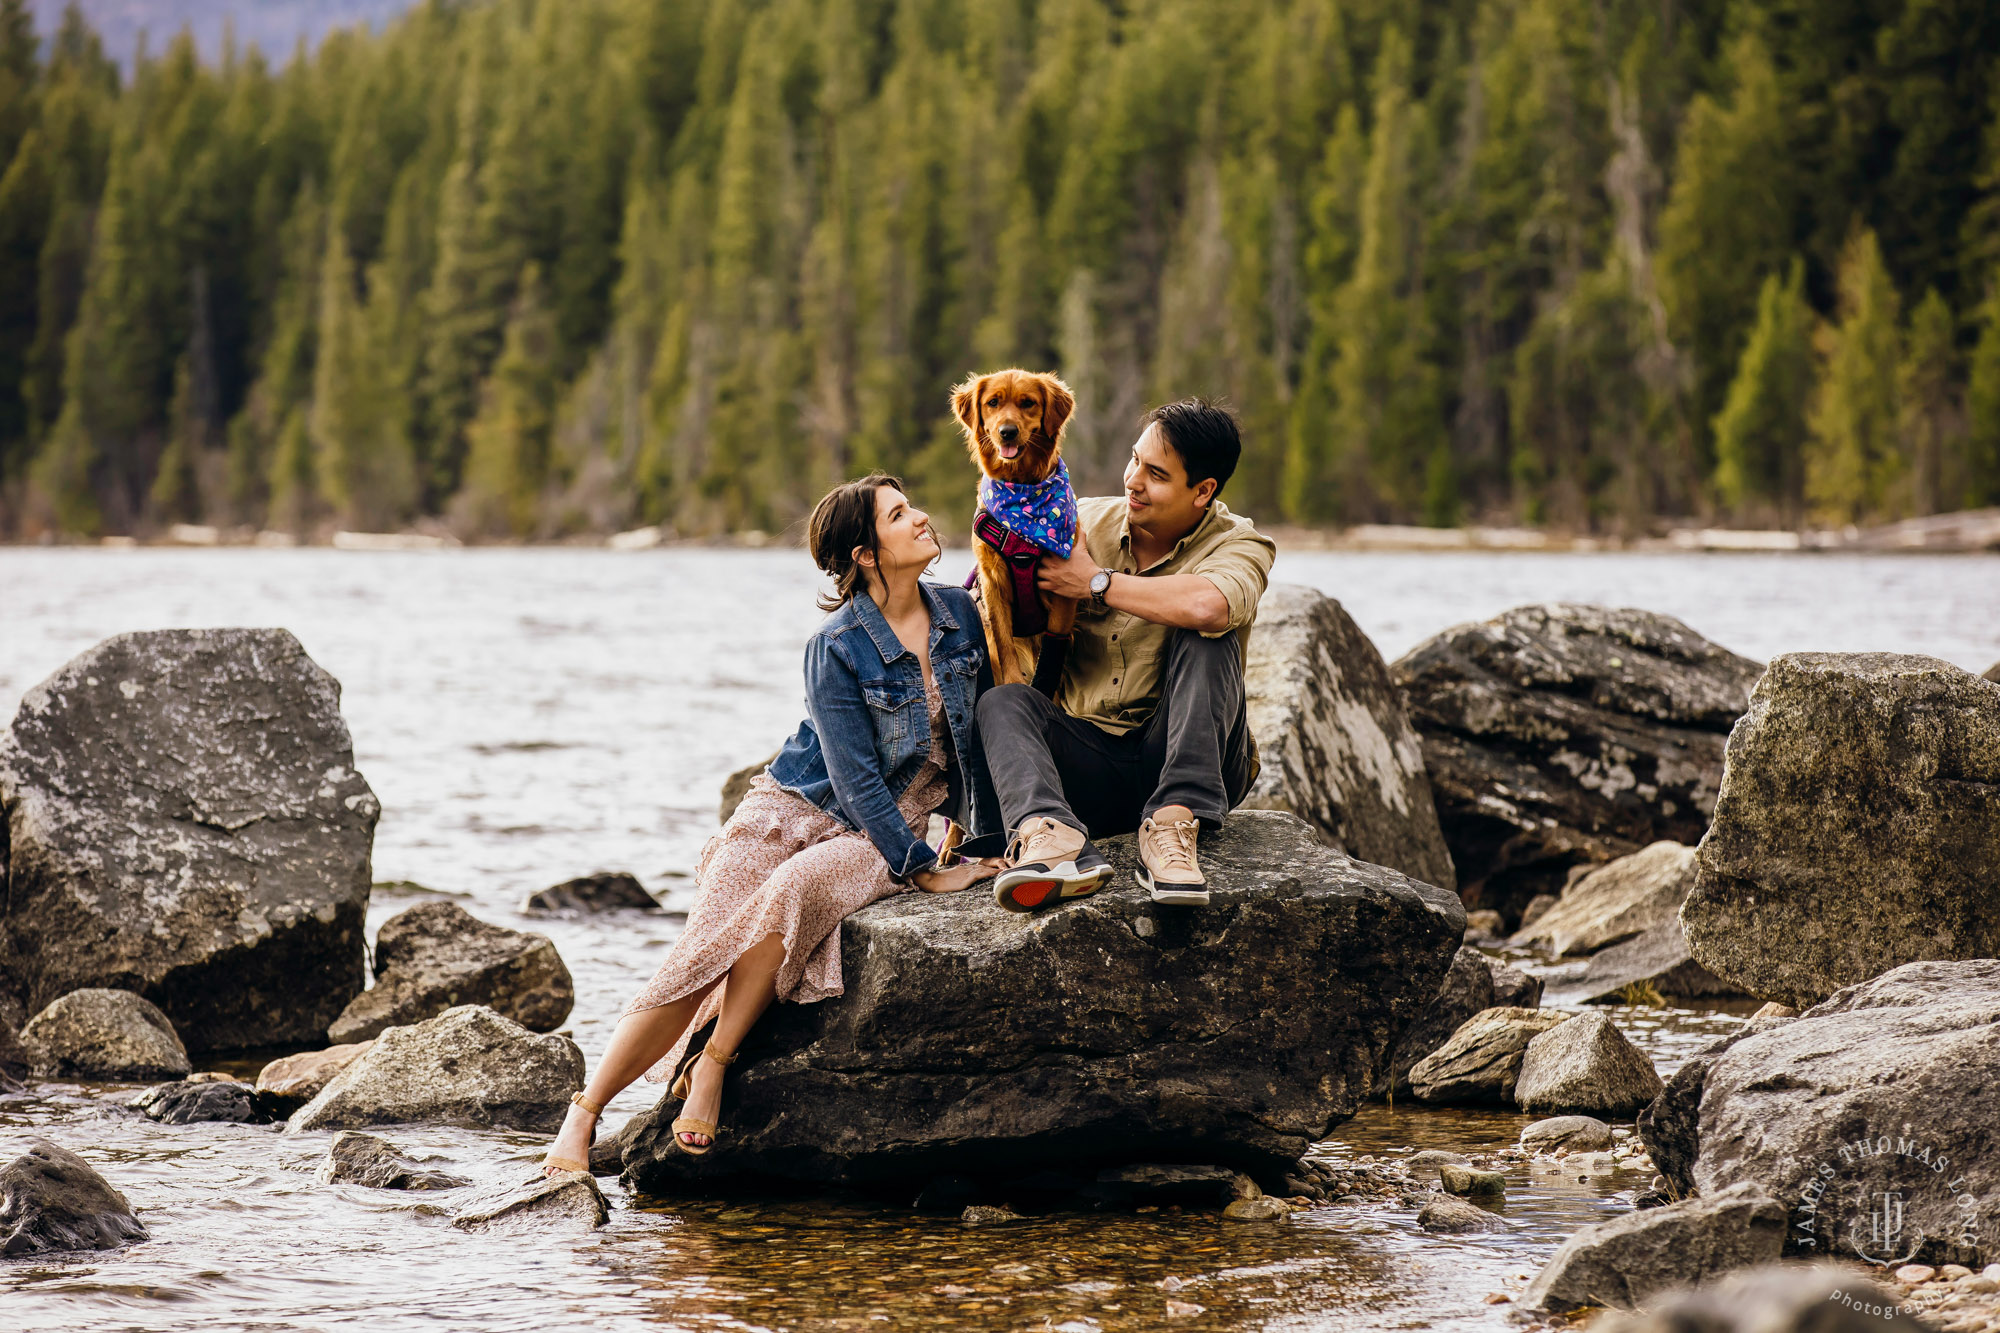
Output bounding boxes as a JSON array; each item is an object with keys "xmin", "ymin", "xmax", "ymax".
[
  {"xmin": 808, "ymin": 473, "xmax": 907, "ymax": 610},
  {"xmin": 1143, "ymin": 398, "xmax": 1241, "ymax": 497}
]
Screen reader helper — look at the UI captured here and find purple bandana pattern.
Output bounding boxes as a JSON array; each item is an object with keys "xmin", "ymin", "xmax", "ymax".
[{"xmin": 977, "ymin": 458, "xmax": 1077, "ymax": 559}]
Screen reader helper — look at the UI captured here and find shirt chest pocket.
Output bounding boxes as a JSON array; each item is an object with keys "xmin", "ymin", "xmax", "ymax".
[{"xmin": 862, "ymin": 676, "xmax": 925, "ymax": 767}]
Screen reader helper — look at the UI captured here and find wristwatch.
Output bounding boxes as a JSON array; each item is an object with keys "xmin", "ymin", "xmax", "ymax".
[{"xmin": 1088, "ymin": 568, "xmax": 1113, "ymax": 611}]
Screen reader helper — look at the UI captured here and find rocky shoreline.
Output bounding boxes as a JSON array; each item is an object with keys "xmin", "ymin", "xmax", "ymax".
[{"xmin": 4, "ymin": 589, "xmax": 1999, "ymax": 1333}]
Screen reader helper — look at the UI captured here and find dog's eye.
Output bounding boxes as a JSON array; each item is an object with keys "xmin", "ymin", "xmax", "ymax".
[
  {"xmin": 986, "ymin": 398, "xmax": 1001, "ymax": 408},
  {"xmin": 1019, "ymin": 399, "xmax": 1035, "ymax": 410}
]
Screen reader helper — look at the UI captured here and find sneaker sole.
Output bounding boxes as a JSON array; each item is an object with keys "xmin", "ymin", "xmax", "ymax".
[
  {"xmin": 994, "ymin": 862, "xmax": 1114, "ymax": 913},
  {"xmin": 1135, "ymin": 866, "xmax": 1209, "ymax": 906}
]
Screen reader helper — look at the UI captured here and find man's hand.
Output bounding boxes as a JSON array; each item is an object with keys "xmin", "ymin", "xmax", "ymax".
[
  {"xmin": 911, "ymin": 858, "xmax": 1004, "ymax": 894},
  {"xmin": 1036, "ymin": 542, "xmax": 1099, "ymax": 600}
]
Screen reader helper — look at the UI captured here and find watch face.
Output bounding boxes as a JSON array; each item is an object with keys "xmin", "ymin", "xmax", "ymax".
[{"xmin": 1091, "ymin": 570, "xmax": 1111, "ymax": 595}]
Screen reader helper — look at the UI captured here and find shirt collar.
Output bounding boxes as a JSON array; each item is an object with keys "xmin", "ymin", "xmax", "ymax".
[
  {"xmin": 849, "ymin": 582, "xmax": 957, "ymax": 662},
  {"xmin": 1118, "ymin": 502, "xmax": 1219, "ymax": 569}
]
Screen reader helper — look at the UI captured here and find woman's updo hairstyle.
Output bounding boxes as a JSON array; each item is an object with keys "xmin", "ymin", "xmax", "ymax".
[{"xmin": 807, "ymin": 473, "xmax": 906, "ymax": 611}]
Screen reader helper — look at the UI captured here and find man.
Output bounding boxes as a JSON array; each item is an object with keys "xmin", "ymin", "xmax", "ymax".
[{"xmin": 978, "ymin": 398, "xmax": 1275, "ymax": 910}]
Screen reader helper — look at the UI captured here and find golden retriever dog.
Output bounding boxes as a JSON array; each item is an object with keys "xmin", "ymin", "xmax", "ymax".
[{"xmin": 950, "ymin": 368, "xmax": 1080, "ymax": 693}]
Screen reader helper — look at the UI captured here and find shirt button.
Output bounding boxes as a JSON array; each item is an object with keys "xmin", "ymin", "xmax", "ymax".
[{"xmin": 1112, "ymin": 678, "xmax": 1119, "ymax": 684}]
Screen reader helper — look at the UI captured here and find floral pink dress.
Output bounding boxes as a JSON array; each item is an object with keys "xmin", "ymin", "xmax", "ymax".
[{"xmin": 624, "ymin": 676, "xmax": 951, "ymax": 1082}]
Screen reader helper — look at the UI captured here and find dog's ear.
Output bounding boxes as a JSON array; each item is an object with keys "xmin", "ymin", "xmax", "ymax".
[
  {"xmin": 951, "ymin": 373, "xmax": 986, "ymax": 437},
  {"xmin": 1039, "ymin": 374, "xmax": 1075, "ymax": 443}
]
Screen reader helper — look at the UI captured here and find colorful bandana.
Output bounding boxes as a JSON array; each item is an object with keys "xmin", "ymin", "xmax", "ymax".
[{"xmin": 976, "ymin": 458, "xmax": 1077, "ymax": 559}]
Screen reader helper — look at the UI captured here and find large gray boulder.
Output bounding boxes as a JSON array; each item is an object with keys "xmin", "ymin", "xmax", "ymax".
[
  {"xmin": 0, "ymin": 1139, "xmax": 149, "ymax": 1255},
  {"xmin": 20, "ymin": 988, "xmax": 191, "ymax": 1081},
  {"xmin": 1374, "ymin": 945, "xmax": 1493, "ymax": 1098},
  {"xmin": 521, "ymin": 872, "xmax": 660, "ymax": 916},
  {"xmin": 287, "ymin": 1004, "xmax": 584, "ymax": 1134},
  {"xmin": 1649, "ymin": 960, "xmax": 2000, "ymax": 1266},
  {"xmin": 0, "ymin": 629, "xmax": 377, "ymax": 1051},
  {"xmin": 622, "ymin": 812, "xmax": 1463, "ymax": 1190},
  {"xmin": 1521, "ymin": 1180, "xmax": 1786, "ymax": 1312},
  {"xmin": 1241, "ymin": 584, "xmax": 1456, "ymax": 890},
  {"xmin": 1513, "ymin": 1010, "xmax": 1664, "ymax": 1116},
  {"xmin": 1589, "ymin": 1263, "xmax": 1928, "ymax": 1333},
  {"xmin": 327, "ymin": 901, "xmax": 573, "ymax": 1045},
  {"xmin": 1512, "ymin": 841, "xmax": 1696, "ymax": 957},
  {"xmin": 1681, "ymin": 654, "xmax": 2000, "ymax": 1009},
  {"xmin": 1407, "ymin": 1007, "xmax": 1570, "ymax": 1105},
  {"xmin": 1391, "ymin": 605, "xmax": 1762, "ymax": 923}
]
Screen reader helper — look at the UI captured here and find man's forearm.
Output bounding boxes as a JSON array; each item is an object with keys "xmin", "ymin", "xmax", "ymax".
[{"xmin": 1104, "ymin": 571, "xmax": 1230, "ymax": 633}]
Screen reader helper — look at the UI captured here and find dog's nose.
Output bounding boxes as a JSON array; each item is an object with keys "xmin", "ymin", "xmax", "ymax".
[{"xmin": 997, "ymin": 423, "xmax": 1018, "ymax": 441}]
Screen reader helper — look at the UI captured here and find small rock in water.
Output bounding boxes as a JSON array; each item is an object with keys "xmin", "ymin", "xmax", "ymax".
[
  {"xmin": 521, "ymin": 872, "xmax": 661, "ymax": 916},
  {"xmin": 255, "ymin": 1042, "xmax": 373, "ymax": 1106},
  {"xmin": 1514, "ymin": 1011, "xmax": 1664, "ymax": 1115},
  {"xmin": 1228, "ymin": 1171, "xmax": 1262, "ymax": 1202},
  {"xmin": 1464, "ymin": 909, "xmax": 1505, "ymax": 938},
  {"xmin": 0, "ymin": 1139, "xmax": 149, "ymax": 1254},
  {"xmin": 1417, "ymin": 1195, "xmax": 1509, "ymax": 1234},
  {"xmin": 1521, "ymin": 1180, "xmax": 1783, "ymax": 1312},
  {"xmin": 317, "ymin": 1132, "xmax": 469, "ymax": 1190},
  {"xmin": 1406, "ymin": 1149, "xmax": 1472, "ymax": 1175},
  {"xmin": 132, "ymin": 1077, "xmax": 260, "ymax": 1124},
  {"xmin": 1517, "ymin": 893, "xmax": 1559, "ymax": 931},
  {"xmin": 328, "ymin": 901, "xmax": 574, "ymax": 1045},
  {"xmin": 960, "ymin": 1204, "xmax": 1024, "ymax": 1226},
  {"xmin": 1749, "ymin": 1002, "xmax": 1798, "ymax": 1019},
  {"xmin": 1520, "ymin": 1115, "xmax": 1615, "ymax": 1154},
  {"xmin": 1409, "ymin": 1007, "xmax": 1570, "ymax": 1105},
  {"xmin": 286, "ymin": 1004, "xmax": 584, "ymax": 1134},
  {"xmin": 1439, "ymin": 1163, "xmax": 1506, "ymax": 1197},
  {"xmin": 1486, "ymin": 957, "xmax": 1544, "ymax": 1009},
  {"xmin": 1165, "ymin": 1299, "xmax": 1205, "ymax": 1317},
  {"xmin": 1894, "ymin": 1264, "xmax": 1936, "ymax": 1285},
  {"xmin": 1222, "ymin": 1196, "xmax": 1290, "ymax": 1222},
  {"xmin": 1938, "ymin": 1264, "xmax": 1972, "ymax": 1282},
  {"xmin": 450, "ymin": 1171, "xmax": 607, "ymax": 1234},
  {"xmin": 20, "ymin": 989, "xmax": 192, "ymax": 1081}
]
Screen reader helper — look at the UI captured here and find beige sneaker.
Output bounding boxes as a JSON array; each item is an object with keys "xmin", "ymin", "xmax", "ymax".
[
  {"xmin": 993, "ymin": 816, "xmax": 1113, "ymax": 913},
  {"xmin": 1137, "ymin": 813, "xmax": 1207, "ymax": 905}
]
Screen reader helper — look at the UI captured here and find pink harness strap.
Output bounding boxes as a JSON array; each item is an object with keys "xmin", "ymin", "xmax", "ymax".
[{"xmin": 971, "ymin": 507, "xmax": 1050, "ymax": 637}]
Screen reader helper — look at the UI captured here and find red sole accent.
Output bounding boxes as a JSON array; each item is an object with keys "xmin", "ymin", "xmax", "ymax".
[{"xmin": 1008, "ymin": 879, "xmax": 1057, "ymax": 908}]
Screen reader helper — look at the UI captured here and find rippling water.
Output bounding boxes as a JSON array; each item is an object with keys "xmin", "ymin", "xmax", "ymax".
[{"xmin": 2, "ymin": 545, "xmax": 1996, "ymax": 1332}]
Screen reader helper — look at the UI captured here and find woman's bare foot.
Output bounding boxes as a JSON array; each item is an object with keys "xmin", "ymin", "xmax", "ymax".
[
  {"xmin": 677, "ymin": 1051, "xmax": 728, "ymax": 1149},
  {"xmin": 542, "ymin": 1099, "xmax": 598, "ymax": 1177}
]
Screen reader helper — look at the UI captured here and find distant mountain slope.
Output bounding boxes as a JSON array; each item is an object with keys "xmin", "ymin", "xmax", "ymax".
[{"xmin": 29, "ymin": 0, "xmax": 419, "ymax": 67}]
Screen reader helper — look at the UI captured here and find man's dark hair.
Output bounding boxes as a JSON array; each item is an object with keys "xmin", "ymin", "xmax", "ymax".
[{"xmin": 1143, "ymin": 398, "xmax": 1240, "ymax": 498}]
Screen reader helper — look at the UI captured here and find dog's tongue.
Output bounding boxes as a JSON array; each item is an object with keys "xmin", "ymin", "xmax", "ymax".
[{"xmin": 999, "ymin": 442, "xmax": 1021, "ymax": 459}]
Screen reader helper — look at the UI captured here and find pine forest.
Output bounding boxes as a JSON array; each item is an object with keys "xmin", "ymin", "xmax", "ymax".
[{"xmin": 1, "ymin": 0, "xmax": 1998, "ymax": 542}]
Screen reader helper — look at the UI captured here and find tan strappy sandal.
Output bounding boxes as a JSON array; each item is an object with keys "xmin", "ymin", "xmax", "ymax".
[
  {"xmin": 541, "ymin": 1090, "xmax": 603, "ymax": 1175},
  {"xmin": 669, "ymin": 1044, "xmax": 738, "ymax": 1156}
]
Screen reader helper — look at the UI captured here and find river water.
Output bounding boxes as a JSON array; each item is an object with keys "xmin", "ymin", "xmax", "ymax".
[{"xmin": 2, "ymin": 546, "xmax": 1996, "ymax": 1333}]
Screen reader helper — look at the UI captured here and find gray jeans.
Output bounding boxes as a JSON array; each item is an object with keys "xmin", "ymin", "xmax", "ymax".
[{"xmin": 975, "ymin": 627, "xmax": 1255, "ymax": 840}]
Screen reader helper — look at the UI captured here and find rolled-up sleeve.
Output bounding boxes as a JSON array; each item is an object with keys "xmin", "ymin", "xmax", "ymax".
[{"xmin": 1190, "ymin": 529, "xmax": 1276, "ymax": 637}]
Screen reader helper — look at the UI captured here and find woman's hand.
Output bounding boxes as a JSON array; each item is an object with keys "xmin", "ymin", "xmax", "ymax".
[{"xmin": 911, "ymin": 857, "xmax": 1005, "ymax": 894}]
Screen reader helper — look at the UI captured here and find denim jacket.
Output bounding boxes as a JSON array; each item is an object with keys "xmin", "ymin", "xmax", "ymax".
[{"xmin": 765, "ymin": 582, "xmax": 1003, "ymax": 880}]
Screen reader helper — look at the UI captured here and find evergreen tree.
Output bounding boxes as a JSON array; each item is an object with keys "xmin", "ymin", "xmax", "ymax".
[
  {"xmin": 311, "ymin": 227, "xmax": 416, "ymax": 530},
  {"xmin": 1806, "ymin": 229, "xmax": 1903, "ymax": 524},
  {"xmin": 456, "ymin": 262, "xmax": 559, "ymax": 537},
  {"xmin": 1712, "ymin": 258, "xmax": 1812, "ymax": 520},
  {"xmin": 1967, "ymin": 278, "xmax": 2000, "ymax": 508},
  {"xmin": 1897, "ymin": 287, "xmax": 1962, "ymax": 516}
]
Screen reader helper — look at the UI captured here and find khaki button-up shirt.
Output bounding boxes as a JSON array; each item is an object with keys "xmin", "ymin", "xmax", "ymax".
[{"xmin": 1059, "ymin": 496, "xmax": 1277, "ymax": 735}]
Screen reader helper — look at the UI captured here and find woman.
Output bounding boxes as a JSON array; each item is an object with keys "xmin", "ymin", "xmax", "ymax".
[{"xmin": 542, "ymin": 474, "xmax": 1004, "ymax": 1170}]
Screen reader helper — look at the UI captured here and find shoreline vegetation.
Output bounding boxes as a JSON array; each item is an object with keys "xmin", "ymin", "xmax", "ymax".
[
  {"xmin": 2, "ymin": 1, "xmax": 2000, "ymax": 548},
  {"xmin": 13, "ymin": 505, "xmax": 2000, "ymax": 554}
]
